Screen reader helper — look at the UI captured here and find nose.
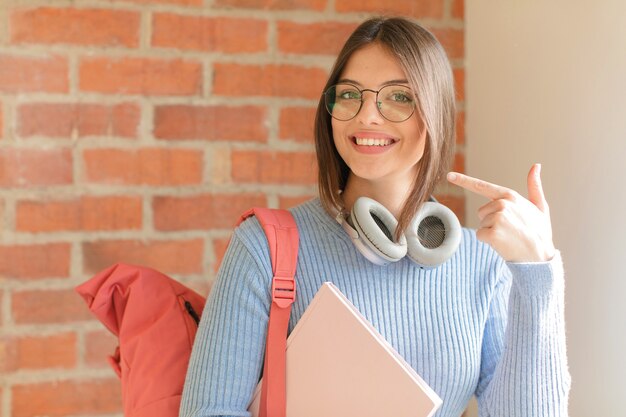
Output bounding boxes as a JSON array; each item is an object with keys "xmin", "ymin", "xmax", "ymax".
[{"xmin": 356, "ymin": 90, "xmax": 384, "ymax": 125}]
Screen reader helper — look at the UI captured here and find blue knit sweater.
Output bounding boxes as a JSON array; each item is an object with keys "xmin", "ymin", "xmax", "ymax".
[{"xmin": 180, "ymin": 198, "xmax": 570, "ymax": 417}]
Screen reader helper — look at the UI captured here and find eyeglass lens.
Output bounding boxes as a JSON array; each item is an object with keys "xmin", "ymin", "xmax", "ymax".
[{"xmin": 324, "ymin": 83, "xmax": 415, "ymax": 122}]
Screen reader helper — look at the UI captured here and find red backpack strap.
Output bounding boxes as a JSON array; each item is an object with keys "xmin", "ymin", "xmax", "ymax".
[{"xmin": 238, "ymin": 208, "xmax": 299, "ymax": 417}]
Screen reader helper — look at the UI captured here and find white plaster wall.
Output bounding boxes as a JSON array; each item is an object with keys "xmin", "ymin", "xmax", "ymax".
[{"xmin": 466, "ymin": 1, "xmax": 626, "ymax": 415}]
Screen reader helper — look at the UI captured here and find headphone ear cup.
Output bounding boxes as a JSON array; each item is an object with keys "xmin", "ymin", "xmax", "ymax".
[
  {"xmin": 349, "ymin": 197, "xmax": 407, "ymax": 265},
  {"xmin": 405, "ymin": 202, "xmax": 462, "ymax": 268}
]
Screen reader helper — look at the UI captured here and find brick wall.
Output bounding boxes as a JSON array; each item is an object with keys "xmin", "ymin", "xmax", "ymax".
[{"xmin": 0, "ymin": 1, "xmax": 465, "ymax": 416}]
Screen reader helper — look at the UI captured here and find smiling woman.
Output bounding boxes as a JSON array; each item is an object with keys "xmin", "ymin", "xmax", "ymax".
[
  {"xmin": 180, "ymin": 16, "xmax": 570, "ymax": 417},
  {"xmin": 315, "ymin": 20, "xmax": 456, "ymax": 237}
]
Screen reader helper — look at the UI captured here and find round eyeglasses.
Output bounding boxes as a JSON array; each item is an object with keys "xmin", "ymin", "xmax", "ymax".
[{"xmin": 323, "ymin": 83, "xmax": 416, "ymax": 122}]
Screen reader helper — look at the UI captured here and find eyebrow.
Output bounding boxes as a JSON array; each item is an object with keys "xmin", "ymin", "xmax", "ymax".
[{"xmin": 337, "ymin": 78, "xmax": 410, "ymax": 87}]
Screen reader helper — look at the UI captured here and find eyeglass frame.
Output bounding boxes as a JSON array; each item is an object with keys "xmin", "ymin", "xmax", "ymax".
[{"xmin": 322, "ymin": 82, "xmax": 417, "ymax": 123}]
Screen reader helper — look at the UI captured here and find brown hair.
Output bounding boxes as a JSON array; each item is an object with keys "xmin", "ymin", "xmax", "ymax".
[{"xmin": 314, "ymin": 16, "xmax": 456, "ymax": 239}]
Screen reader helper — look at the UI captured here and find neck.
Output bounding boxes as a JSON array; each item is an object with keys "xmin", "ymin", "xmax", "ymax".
[{"xmin": 341, "ymin": 174, "xmax": 414, "ymax": 219}]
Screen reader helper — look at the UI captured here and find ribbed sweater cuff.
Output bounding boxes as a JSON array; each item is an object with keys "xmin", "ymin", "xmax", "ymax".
[{"xmin": 506, "ymin": 250, "xmax": 564, "ymax": 300}]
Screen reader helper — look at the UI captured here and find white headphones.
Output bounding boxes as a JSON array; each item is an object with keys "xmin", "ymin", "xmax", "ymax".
[{"xmin": 337, "ymin": 196, "xmax": 462, "ymax": 268}]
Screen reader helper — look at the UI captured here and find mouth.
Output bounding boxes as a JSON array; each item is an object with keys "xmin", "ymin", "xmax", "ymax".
[{"xmin": 351, "ymin": 135, "xmax": 398, "ymax": 147}]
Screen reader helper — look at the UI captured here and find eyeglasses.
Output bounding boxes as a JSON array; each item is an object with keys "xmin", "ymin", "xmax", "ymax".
[{"xmin": 323, "ymin": 83, "xmax": 416, "ymax": 122}]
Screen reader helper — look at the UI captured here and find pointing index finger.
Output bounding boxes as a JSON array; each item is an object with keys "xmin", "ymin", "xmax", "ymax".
[{"xmin": 447, "ymin": 172, "xmax": 513, "ymax": 200}]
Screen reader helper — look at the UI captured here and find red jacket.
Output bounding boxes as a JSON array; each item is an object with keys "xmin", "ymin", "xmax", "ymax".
[{"xmin": 76, "ymin": 263, "xmax": 205, "ymax": 417}]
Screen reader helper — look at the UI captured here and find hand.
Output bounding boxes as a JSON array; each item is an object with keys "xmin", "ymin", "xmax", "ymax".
[{"xmin": 447, "ymin": 164, "xmax": 556, "ymax": 262}]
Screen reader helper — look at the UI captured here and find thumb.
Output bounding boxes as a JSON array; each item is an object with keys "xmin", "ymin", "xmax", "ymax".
[{"xmin": 527, "ymin": 163, "xmax": 548, "ymax": 212}]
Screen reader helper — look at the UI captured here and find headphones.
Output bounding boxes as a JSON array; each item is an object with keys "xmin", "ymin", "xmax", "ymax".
[{"xmin": 336, "ymin": 196, "xmax": 462, "ymax": 268}]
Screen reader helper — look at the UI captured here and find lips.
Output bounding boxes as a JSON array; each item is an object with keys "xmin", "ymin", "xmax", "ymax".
[{"xmin": 348, "ymin": 132, "xmax": 398, "ymax": 154}]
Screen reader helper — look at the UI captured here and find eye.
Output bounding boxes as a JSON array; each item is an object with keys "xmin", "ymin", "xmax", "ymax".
[
  {"xmin": 390, "ymin": 91, "xmax": 412, "ymax": 103},
  {"xmin": 338, "ymin": 89, "xmax": 361, "ymax": 100},
  {"xmin": 380, "ymin": 85, "xmax": 415, "ymax": 105}
]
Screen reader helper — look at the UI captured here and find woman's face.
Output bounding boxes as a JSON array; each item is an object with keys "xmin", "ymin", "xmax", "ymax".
[{"xmin": 331, "ymin": 43, "xmax": 427, "ymax": 188}]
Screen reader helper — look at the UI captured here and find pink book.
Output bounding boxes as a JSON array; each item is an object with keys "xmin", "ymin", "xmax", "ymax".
[{"xmin": 248, "ymin": 282, "xmax": 442, "ymax": 417}]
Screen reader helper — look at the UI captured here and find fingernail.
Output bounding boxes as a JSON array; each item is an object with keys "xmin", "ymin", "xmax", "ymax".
[
  {"xmin": 447, "ymin": 172, "xmax": 457, "ymax": 181},
  {"xmin": 536, "ymin": 163, "xmax": 542, "ymax": 176}
]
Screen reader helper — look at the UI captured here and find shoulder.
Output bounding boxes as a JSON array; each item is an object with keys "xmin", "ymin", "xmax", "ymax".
[
  {"xmin": 231, "ymin": 212, "xmax": 272, "ymax": 275},
  {"xmin": 234, "ymin": 198, "xmax": 351, "ymax": 279},
  {"xmin": 237, "ymin": 197, "xmax": 346, "ymax": 245},
  {"xmin": 235, "ymin": 198, "xmax": 328, "ymax": 239},
  {"xmin": 233, "ymin": 197, "xmax": 336, "ymax": 260},
  {"xmin": 290, "ymin": 197, "xmax": 337, "ymax": 226}
]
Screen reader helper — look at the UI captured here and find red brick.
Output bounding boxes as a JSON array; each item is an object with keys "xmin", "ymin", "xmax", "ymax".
[
  {"xmin": 83, "ymin": 148, "xmax": 203, "ymax": 185},
  {"xmin": 85, "ymin": 330, "xmax": 118, "ymax": 368},
  {"xmin": 112, "ymin": 103, "xmax": 141, "ymax": 137},
  {"xmin": 453, "ymin": 152, "xmax": 465, "ymax": 173},
  {"xmin": 278, "ymin": 195, "xmax": 315, "ymax": 209},
  {"xmin": 18, "ymin": 102, "xmax": 139, "ymax": 138},
  {"xmin": 456, "ymin": 110, "xmax": 465, "ymax": 145},
  {"xmin": 279, "ymin": 106, "xmax": 316, "ymax": 143},
  {"xmin": 83, "ymin": 238, "xmax": 204, "ymax": 275},
  {"xmin": 335, "ymin": 0, "xmax": 444, "ymax": 18},
  {"xmin": 154, "ymin": 193, "xmax": 267, "ymax": 231},
  {"xmin": 430, "ymin": 28, "xmax": 464, "ymax": 60},
  {"xmin": 277, "ymin": 21, "xmax": 356, "ymax": 55},
  {"xmin": 114, "ymin": 0, "xmax": 202, "ymax": 5},
  {"xmin": 433, "ymin": 193, "xmax": 465, "ymax": 225},
  {"xmin": 12, "ymin": 379, "xmax": 122, "ymax": 417},
  {"xmin": 213, "ymin": 63, "xmax": 327, "ymax": 99},
  {"xmin": 0, "ymin": 54, "xmax": 68, "ymax": 93},
  {"xmin": 12, "ymin": 289, "xmax": 93, "ymax": 324},
  {"xmin": 80, "ymin": 57, "xmax": 201, "ymax": 96},
  {"xmin": 231, "ymin": 150, "xmax": 317, "ymax": 184},
  {"xmin": 215, "ymin": 0, "xmax": 325, "ymax": 10},
  {"xmin": 2, "ymin": 332, "xmax": 76, "ymax": 371},
  {"xmin": 153, "ymin": 14, "xmax": 267, "ymax": 53},
  {"xmin": 16, "ymin": 196, "xmax": 142, "ymax": 232},
  {"xmin": 0, "ymin": 199, "xmax": 4, "ymax": 232},
  {"xmin": 0, "ymin": 243, "xmax": 70, "ymax": 279},
  {"xmin": 10, "ymin": 7, "xmax": 139, "ymax": 47},
  {"xmin": 0, "ymin": 148, "xmax": 73, "ymax": 187},
  {"xmin": 154, "ymin": 105, "xmax": 267, "ymax": 142},
  {"xmin": 212, "ymin": 237, "xmax": 231, "ymax": 273},
  {"xmin": 454, "ymin": 68, "xmax": 465, "ymax": 101},
  {"xmin": 452, "ymin": 0, "xmax": 464, "ymax": 19}
]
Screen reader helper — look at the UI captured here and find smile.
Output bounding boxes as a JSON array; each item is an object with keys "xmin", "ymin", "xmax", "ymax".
[
  {"xmin": 351, "ymin": 134, "xmax": 398, "ymax": 146},
  {"xmin": 354, "ymin": 137, "xmax": 396, "ymax": 146},
  {"xmin": 349, "ymin": 134, "xmax": 398, "ymax": 154}
]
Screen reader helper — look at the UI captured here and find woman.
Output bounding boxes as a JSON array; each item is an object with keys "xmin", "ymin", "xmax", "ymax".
[{"xmin": 180, "ymin": 16, "xmax": 570, "ymax": 417}]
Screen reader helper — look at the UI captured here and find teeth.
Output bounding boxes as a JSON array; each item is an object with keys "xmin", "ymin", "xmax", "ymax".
[{"xmin": 355, "ymin": 137, "xmax": 394, "ymax": 146}]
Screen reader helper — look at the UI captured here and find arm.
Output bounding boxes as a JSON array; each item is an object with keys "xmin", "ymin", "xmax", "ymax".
[
  {"xmin": 448, "ymin": 165, "xmax": 571, "ymax": 415},
  {"xmin": 476, "ymin": 253, "xmax": 571, "ymax": 417},
  {"xmin": 180, "ymin": 225, "xmax": 273, "ymax": 417}
]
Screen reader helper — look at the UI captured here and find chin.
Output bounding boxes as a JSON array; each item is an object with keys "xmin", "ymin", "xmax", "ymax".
[
  {"xmin": 348, "ymin": 166, "xmax": 394, "ymax": 183},
  {"xmin": 350, "ymin": 160, "xmax": 421, "ymax": 186}
]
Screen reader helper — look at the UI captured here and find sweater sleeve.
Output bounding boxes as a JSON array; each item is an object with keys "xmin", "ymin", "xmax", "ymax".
[
  {"xmin": 476, "ymin": 250, "xmax": 571, "ymax": 417},
  {"xmin": 180, "ymin": 224, "xmax": 273, "ymax": 417}
]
